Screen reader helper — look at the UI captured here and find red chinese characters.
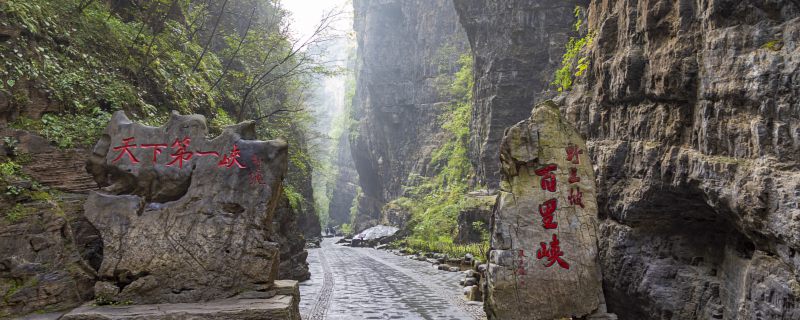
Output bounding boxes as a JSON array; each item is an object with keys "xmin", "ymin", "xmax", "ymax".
[
  {"xmin": 536, "ymin": 234, "xmax": 570, "ymax": 269},
  {"xmin": 515, "ymin": 249, "xmax": 527, "ymax": 277},
  {"xmin": 167, "ymin": 138, "xmax": 193, "ymax": 169},
  {"xmin": 218, "ymin": 144, "xmax": 246, "ymax": 169},
  {"xmin": 566, "ymin": 144, "xmax": 582, "ymax": 164},
  {"xmin": 112, "ymin": 137, "xmax": 140, "ymax": 164},
  {"xmin": 569, "ymin": 188, "xmax": 584, "ymax": 208},
  {"xmin": 538, "ymin": 199, "xmax": 558, "ymax": 229},
  {"xmin": 528, "ymin": 145, "xmax": 587, "ymax": 271},
  {"xmin": 140, "ymin": 143, "xmax": 168, "ymax": 162},
  {"xmin": 568, "ymin": 167, "xmax": 581, "ymax": 184},
  {"xmin": 534, "ymin": 164, "xmax": 558, "ymax": 192},
  {"xmin": 110, "ymin": 137, "xmax": 246, "ymax": 170},
  {"xmin": 248, "ymin": 155, "xmax": 266, "ymax": 186}
]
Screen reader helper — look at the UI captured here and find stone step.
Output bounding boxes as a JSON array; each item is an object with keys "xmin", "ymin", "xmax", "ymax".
[{"xmin": 61, "ymin": 281, "xmax": 300, "ymax": 320}]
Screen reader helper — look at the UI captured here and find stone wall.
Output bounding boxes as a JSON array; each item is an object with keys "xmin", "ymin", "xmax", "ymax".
[{"xmin": 457, "ymin": 0, "xmax": 800, "ymax": 318}]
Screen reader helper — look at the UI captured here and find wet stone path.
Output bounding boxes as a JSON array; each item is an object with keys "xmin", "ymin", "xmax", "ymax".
[{"xmin": 299, "ymin": 238, "xmax": 486, "ymax": 320}]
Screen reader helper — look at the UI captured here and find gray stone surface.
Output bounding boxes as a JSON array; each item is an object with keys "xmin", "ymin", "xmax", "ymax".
[
  {"xmin": 452, "ymin": 0, "xmax": 800, "ymax": 318},
  {"xmin": 354, "ymin": 225, "xmax": 398, "ymax": 241},
  {"xmin": 300, "ymin": 238, "xmax": 486, "ymax": 320},
  {"xmin": 559, "ymin": 0, "xmax": 800, "ymax": 318},
  {"xmin": 84, "ymin": 111, "xmax": 288, "ymax": 304},
  {"xmin": 326, "ymin": 128, "xmax": 358, "ymax": 228},
  {"xmin": 273, "ymin": 194, "xmax": 311, "ymax": 281},
  {"xmin": 0, "ymin": 192, "xmax": 98, "ymax": 318},
  {"xmin": 62, "ymin": 287, "xmax": 299, "ymax": 320}
]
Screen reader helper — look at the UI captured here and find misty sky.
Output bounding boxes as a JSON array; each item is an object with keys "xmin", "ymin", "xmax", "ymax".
[{"xmin": 281, "ymin": 0, "xmax": 351, "ymax": 42}]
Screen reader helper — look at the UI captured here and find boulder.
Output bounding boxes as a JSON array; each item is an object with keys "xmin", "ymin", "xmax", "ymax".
[
  {"xmin": 83, "ymin": 111, "xmax": 288, "ymax": 304},
  {"xmin": 351, "ymin": 225, "xmax": 399, "ymax": 247},
  {"xmin": 486, "ymin": 101, "xmax": 609, "ymax": 319}
]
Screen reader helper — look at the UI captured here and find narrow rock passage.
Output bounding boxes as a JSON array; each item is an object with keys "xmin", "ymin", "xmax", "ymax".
[{"xmin": 300, "ymin": 238, "xmax": 486, "ymax": 320}]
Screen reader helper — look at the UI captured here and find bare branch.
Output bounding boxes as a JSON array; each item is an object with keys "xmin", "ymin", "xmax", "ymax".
[
  {"xmin": 252, "ymin": 108, "xmax": 306, "ymax": 122},
  {"xmin": 191, "ymin": 0, "xmax": 229, "ymax": 73},
  {"xmin": 209, "ymin": 6, "xmax": 257, "ymax": 91}
]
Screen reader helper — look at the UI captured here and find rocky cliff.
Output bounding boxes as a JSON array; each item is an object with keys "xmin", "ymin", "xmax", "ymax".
[
  {"xmin": 327, "ymin": 131, "xmax": 358, "ymax": 227},
  {"xmin": 561, "ymin": 0, "xmax": 800, "ymax": 318},
  {"xmin": 462, "ymin": 0, "xmax": 800, "ymax": 318},
  {"xmin": 350, "ymin": 0, "xmax": 469, "ymax": 231},
  {"xmin": 0, "ymin": 130, "xmax": 100, "ymax": 318},
  {"xmin": 453, "ymin": 0, "xmax": 588, "ymax": 189}
]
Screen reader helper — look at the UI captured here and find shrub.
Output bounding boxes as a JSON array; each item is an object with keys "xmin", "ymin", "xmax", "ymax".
[{"xmin": 552, "ymin": 6, "xmax": 595, "ymax": 92}]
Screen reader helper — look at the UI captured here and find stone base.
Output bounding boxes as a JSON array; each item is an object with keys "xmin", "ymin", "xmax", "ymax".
[
  {"xmin": 587, "ymin": 313, "xmax": 619, "ymax": 320},
  {"xmin": 62, "ymin": 281, "xmax": 300, "ymax": 320}
]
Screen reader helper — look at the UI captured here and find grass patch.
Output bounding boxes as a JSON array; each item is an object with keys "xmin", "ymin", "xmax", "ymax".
[
  {"xmin": 396, "ymin": 238, "xmax": 488, "ymax": 263},
  {"xmin": 761, "ymin": 39, "xmax": 783, "ymax": 51},
  {"xmin": 5, "ymin": 204, "xmax": 33, "ymax": 222}
]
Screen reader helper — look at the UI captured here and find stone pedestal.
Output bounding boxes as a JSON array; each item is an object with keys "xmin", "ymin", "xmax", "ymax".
[{"xmin": 62, "ymin": 280, "xmax": 301, "ymax": 320}]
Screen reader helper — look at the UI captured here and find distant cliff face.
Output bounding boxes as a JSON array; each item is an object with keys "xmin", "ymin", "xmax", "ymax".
[
  {"xmin": 561, "ymin": 0, "xmax": 800, "ymax": 318},
  {"xmin": 453, "ymin": 0, "xmax": 588, "ymax": 189},
  {"xmin": 350, "ymin": 0, "xmax": 468, "ymax": 231},
  {"xmin": 327, "ymin": 131, "xmax": 357, "ymax": 227},
  {"xmin": 457, "ymin": 0, "xmax": 800, "ymax": 318}
]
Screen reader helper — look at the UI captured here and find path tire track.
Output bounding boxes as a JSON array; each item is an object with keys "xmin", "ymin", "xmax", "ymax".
[{"xmin": 303, "ymin": 248, "xmax": 334, "ymax": 320}]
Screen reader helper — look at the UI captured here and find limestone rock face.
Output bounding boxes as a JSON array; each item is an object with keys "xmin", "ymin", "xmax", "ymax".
[
  {"xmin": 0, "ymin": 129, "xmax": 101, "ymax": 317},
  {"xmin": 273, "ymin": 194, "xmax": 311, "ymax": 281},
  {"xmin": 84, "ymin": 111, "xmax": 288, "ymax": 304},
  {"xmin": 350, "ymin": 0, "xmax": 469, "ymax": 232},
  {"xmin": 487, "ymin": 101, "xmax": 603, "ymax": 319},
  {"xmin": 559, "ymin": 0, "xmax": 800, "ymax": 318},
  {"xmin": 9, "ymin": 130, "xmax": 98, "ymax": 193},
  {"xmin": 453, "ymin": 0, "xmax": 587, "ymax": 189},
  {"xmin": 455, "ymin": 0, "xmax": 800, "ymax": 317},
  {"xmin": 327, "ymin": 131, "xmax": 357, "ymax": 227},
  {"xmin": 0, "ymin": 194, "xmax": 98, "ymax": 318}
]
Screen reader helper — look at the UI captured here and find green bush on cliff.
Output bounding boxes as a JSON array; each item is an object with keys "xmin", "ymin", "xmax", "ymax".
[
  {"xmin": 0, "ymin": 162, "xmax": 22, "ymax": 179},
  {"xmin": 5, "ymin": 204, "xmax": 32, "ymax": 222},
  {"xmin": 396, "ymin": 53, "xmax": 478, "ymax": 245},
  {"xmin": 552, "ymin": 6, "xmax": 595, "ymax": 92},
  {"xmin": 284, "ymin": 184, "xmax": 304, "ymax": 211}
]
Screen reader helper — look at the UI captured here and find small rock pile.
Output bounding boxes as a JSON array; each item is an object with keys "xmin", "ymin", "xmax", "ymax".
[
  {"xmin": 458, "ymin": 254, "xmax": 485, "ymax": 302},
  {"xmin": 391, "ymin": 249, "xmax": 488, "ymax": 303}
]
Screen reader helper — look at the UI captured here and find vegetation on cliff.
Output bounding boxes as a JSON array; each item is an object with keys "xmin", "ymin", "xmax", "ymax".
[
  {"xmin": 385, "ymin": 54, "xmax": 487, "ymax": 253},
  {"xmin": 552, "ymin": 6, "xmax": 594, "ymax": 92},
  {"xmin": 0, "ymin": 0, "xmax": 339, "ymax": 219}
]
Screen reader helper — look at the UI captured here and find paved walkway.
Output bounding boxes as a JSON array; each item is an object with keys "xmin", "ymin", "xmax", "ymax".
[{"xmin": 299, "ymin": 238, "xmax": 486, "ymax": 320}]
